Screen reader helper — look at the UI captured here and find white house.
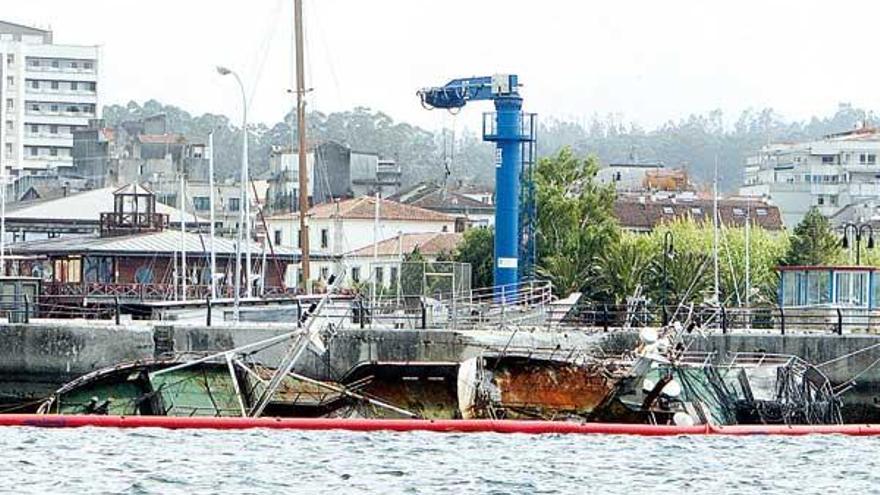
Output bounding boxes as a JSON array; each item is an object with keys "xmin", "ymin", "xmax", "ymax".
[
  {"xmin": 265, "ymin": 196, "xmax": 456, "ymax": 282},
  {"xmin": 343, "ymin": 231, "xmax": 463, "ymax": 288}
]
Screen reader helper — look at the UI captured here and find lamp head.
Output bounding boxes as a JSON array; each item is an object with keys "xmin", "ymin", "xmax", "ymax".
[{"xmin": 216, "ymin": 66, "xmax": 232, "ymax": 76}]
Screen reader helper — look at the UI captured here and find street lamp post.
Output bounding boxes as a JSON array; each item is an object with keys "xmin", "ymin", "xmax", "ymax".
[
  {"xmin": 217, "ymin": 66, "xmax": 250, "ymax": 321},
  {"xmin": 662, "ymin": 231, "xmax": 674, "ymax": 326},
  {"xmin": 841, "ymin": 222, "xmax": 875, "ymax": 266}
]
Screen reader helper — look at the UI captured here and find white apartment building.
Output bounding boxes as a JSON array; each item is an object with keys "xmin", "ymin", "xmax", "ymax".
[
  {"xmin": 740, "ymin": 127, "xmax": 880, "ymax": 227},
  {"xmin": 0, "ymin": 21, "xmax": 100, "ymax": 177}
]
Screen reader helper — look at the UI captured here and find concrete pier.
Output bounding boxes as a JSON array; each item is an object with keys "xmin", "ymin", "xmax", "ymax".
[{"xmin": 1, "ymin": 321, "xmax": 879, "ymax": 421}]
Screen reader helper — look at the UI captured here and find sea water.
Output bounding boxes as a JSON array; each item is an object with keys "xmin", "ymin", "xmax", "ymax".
[{"xmin": 2, "ymin": 427, "xmax": 878, "ymax": 494}]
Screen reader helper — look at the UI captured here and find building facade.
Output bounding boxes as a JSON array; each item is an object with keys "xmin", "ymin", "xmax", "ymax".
[
  {"xmin": 265, "ymin": 196, "xmax": 455, "ymax": 284},
  {"xmin": 389, "ymin": 182, "xmax": 495, "ymax": 228},
  {"xmin": 265, "ymin": 142, "xmax": 401, "ymax": 215},
  {"xmin": 741, "ymin": 127, "xmax": 880, "ymax": 227},
  {"xmin": 0, "ymin": 21, "xmax": 99, "ymax": 177}
]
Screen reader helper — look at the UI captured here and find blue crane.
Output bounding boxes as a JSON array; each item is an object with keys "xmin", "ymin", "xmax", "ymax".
[{"xmin": 418, "ymin": 74, "xmax": 537, "ymax": 298}]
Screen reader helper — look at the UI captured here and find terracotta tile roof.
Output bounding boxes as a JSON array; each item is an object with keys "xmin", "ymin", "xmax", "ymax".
[
  {"xmin": 614, "ymin": 195, "xmax": 784, "ymax": 231},
  {"xmin": 346, "ymin": 232, "xmax": 463, "ymax": 257},
  {"xmin": 306, "ymin": 196, "xmax": 455, "ymax": 222}
]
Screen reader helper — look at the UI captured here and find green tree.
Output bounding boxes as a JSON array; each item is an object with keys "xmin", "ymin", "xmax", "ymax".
[
  {"xmin": 783, "ymin": 207, "xmax": 840, "ymax": 266},
  {"xmin": 454, "ymin": 228, "xmax": 494, "ymax": 289},
  {"xmin": 594, "ymin": 233, "xmax": 653, "ymax": 303},
  {"xmin": 534, "ymin": 147, "xmax": 619, "ymax": 296}
]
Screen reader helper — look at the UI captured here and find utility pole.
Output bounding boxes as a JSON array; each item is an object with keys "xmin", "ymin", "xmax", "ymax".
[
  {"xmin": 295, "ymin": 0, "xmax": 310, "ymax": 292},
  {"xmin": 208, "ymin": 132, "xmax": 217, "ymax": 299}
]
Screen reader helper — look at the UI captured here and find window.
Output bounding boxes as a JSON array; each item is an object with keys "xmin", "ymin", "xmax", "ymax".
[
  {"xmin": 821, "ymin": 155, "xmax": 835, "ymax": 164},
  {"xmin": 756, "ymin": 208, "xmax": 768, "ymax": 216},
  {"xmin": 70, "ymin": 81, "xmax": 78, "ymax": 91},
  {"xmin": 51, "ymin": 60, "xmax": 59, "ymax": 68},
  {"xmin": 50, "ymin": 104, "xmax": 58, "ymax": 113},
  {"xmin": 320, "ymin": 267, "xmax": 329, "ymax": 280},
  {"xmin": 51, "ymin": 81, "xmax": 58, "ymax": 90},
  {"xmin": 227, "ymin": 197, "xmax": 240, "ymax": 211},
  {"xmin": 732, "ymin": 207, "xmax": 745, "ymax": 216},
  {"xmin": 6, "ymin": 54, "xmax": 13, "ymax": 65},
  {"xmin": 6, "ymin": 76, "xmax": 12, "ymax": 87},
  {"xmin": 88, "ymin": 82, "xmax": 96, "ymax": 91},
  {"xmin": 390, "ymin": 266, "xmax": 398, "ymax": 285},
  {"xmin": 29, "ymin": 147, "xmax": 37, "ymax": 156},
  {"xmin": 817, "ymin": 196, "xmax": 824, "ymax": 206},
  {"xmin": 869, "ymin": 154, "xmax": 876, "ymax": 165},
  {"xmin": 29, "ymin": 59, "xmax": 39, "ymax": 67},
  {"xmin": 374, "ymin": 267, "xmax": 384, "ymax": 285},
  {"xmin": 4, "ymin": 143, "xmax": 10, "ymax": 154},
  {"xmin": 274, "ymin": 229, "xmax": 282, "ymax": 245},
  {"xmin": 29, "ymin": 124, "xmax": 38, "ymax": 134},
  {"xmin": 31, "ymin": 104, "xmax": 40, "ymax": 112},
  {"xmin": 50, "ymin": 125, "xmax": 58, "ymax": 134},
  {"xmin": 320, "ymin": 228, "xmax": 329, "ymax": 249},
  {"xmin": 50, "ymin": 148, "xmax": 57, "ymax": 157},
  {"xmin": 84, "ymin": 62, "xmax": 93, "ymax": 70},
  {"xmin": 690, "ymin": 207, "xmax": 702, "ymax": 215},
  {"xmin": 351, "ymin": 267, "xmax": 361, "ymax": 283},
  {"xmin": 70, "ymin": 61, "xmax": 78, "ymax": 69},
  {"xmin": 30, "ymin": 80, "xmax": 38, "ymax": 89},
  {"xmin": 297, "ymin": 230, "xmax": 302, "ymax": 248},
  {"xmin": 66, "ymin": 105, "xmax": 78, "ymax": 113},
  {"xmin": 662, "ymin": 206, "xmax": 674, "ymax": 214},
  {"xmin": 192, "ymin": 196, "xmax": 210, "ymax": 211},
  {"xmin": 5, "ymin": 99, "xmax": 12, "ymax": 110}
]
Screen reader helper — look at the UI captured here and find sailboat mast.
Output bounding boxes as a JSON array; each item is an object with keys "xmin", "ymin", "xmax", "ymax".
[
  {"xmin": 295, "ymin": 0, "xmax": 310, "ymax": 292},
  {"xmin": 713, "ymin": 156, "xmax": 720, "ymax": 304}
]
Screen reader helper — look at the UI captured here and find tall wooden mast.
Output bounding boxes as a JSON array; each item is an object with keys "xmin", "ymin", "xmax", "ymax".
[{"xmin": 294, "ymin": 0, "xmax": 310, "ymax": 291}]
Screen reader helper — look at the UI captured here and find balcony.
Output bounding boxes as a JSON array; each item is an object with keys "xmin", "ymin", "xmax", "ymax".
[
  {"xmin": 100, "ymin": 212, "xmax": 170, "ymax": 237},
  {"xmin": 24, "ymin": 88, "xmax": 97, "ymax": 103}
]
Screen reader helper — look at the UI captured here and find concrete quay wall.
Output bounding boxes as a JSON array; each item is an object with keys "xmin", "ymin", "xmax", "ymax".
[{"xmin": 1, "ymin": 321, "xmax": 879, "ymax": 421}]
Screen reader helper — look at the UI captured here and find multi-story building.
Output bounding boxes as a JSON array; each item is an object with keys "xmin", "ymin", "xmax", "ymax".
[
  {"xmin": 0, "ymin": 20, "xmax": 99, "ymax": 177},
  {"xmin": 264, "ymin": 142, "xmax": 401, "ymax": 215},
  {"xmin": 740, "ymin": 127, "xmax": 880, "ymax": 226}
]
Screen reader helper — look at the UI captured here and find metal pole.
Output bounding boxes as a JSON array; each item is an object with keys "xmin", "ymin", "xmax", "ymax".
[
  {"xmin": 179, "ymin": 168, "xmax": 187, "ymax": 302},
  {"xmin": 372, "ymin": 192, "xmax": 380, "ymax": 307},
  {"xmin": 745, "ymin": 198, "xmax": 751, "ymax": 329},
  {"xmin": 242, "ymin": 79, "xmax": 252, "ymax": 300},
  {"xmin": 208, "ymin": 131, "xmax": 217, "ymax": 299},
  {"xmin": 295, "ymin": 0, "xmax": 311, "ymax": 292},
  {"xmin": 713, "ymin": 156, "xmax": 720, "ymax": 304},
  {"xmin": 217, "ymin": 68, "xmax": 248, "ymax": 321}
]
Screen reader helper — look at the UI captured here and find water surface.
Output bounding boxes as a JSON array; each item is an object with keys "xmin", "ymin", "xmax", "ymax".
[{"xmin": 2, "ymin": 427, "xmax": 877, "ymax": 494}]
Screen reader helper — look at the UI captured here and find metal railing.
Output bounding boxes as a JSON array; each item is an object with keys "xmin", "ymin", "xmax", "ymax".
[{"xmin": 554, "ymin": 303, "xmax": 880, "ymax": 335}]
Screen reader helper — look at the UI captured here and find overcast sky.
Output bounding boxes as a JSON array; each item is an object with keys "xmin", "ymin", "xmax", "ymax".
[{"xmin": 6, "ymin": 0, "xmax": 880, "ymax": 132}]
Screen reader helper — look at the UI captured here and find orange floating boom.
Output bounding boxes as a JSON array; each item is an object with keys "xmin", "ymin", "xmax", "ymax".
[{"xmin": 0, "ymin": 415, "xmax": 879, "ymax": 436}]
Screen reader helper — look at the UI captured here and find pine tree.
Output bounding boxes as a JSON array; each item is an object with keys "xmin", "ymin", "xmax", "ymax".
[{"xmin": 783, "ymin": 207, "xmax": 840, "ymax": 266}]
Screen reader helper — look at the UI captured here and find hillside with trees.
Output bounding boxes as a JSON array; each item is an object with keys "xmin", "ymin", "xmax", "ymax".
[{"xmin": 103, "ymin": 100, "xmax": 879, "ymax": 192}]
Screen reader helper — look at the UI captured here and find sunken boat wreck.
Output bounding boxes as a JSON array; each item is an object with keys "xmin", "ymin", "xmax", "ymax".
[{"xmin": 35, "ymin": 282, "xmax": 844, "ymax": 426}]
